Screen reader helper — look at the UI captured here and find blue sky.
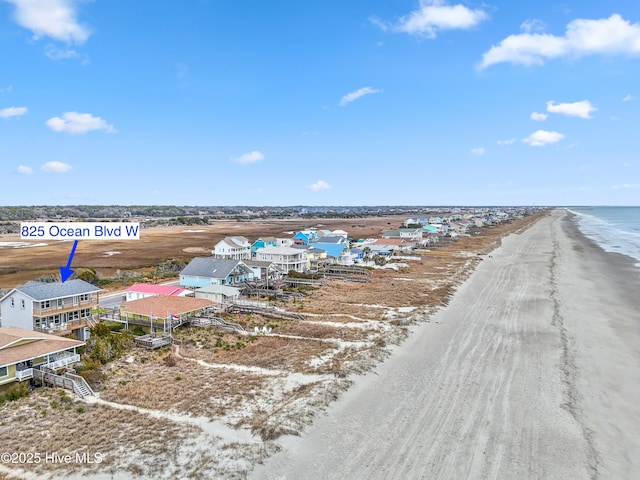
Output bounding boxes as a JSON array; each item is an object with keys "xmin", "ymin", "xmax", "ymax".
[{"xmin": 1, "ymin": 0, "xmax": 639, "ymax": 206}]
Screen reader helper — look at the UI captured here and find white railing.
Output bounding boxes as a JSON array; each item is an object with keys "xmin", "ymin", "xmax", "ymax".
[
  {"xmin": 44, "ymin": 353, "xmax": 80, "ymax": 370},
  {"xmin": 15, "ymin": 368, "xmax": 34, "ymax": 381}
]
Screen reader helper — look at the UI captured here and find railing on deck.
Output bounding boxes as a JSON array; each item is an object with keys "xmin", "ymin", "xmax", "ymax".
[
  {"xmin": 15, "ymin": 368, "xmax": 34, "ymax": 381},
  {"xmin": 44, "ymin": 353, "xmax": 81, "ymax": 370},
  {"xmin": 33, "ymin": 318, "xmax": 88, "ymax": 334}
]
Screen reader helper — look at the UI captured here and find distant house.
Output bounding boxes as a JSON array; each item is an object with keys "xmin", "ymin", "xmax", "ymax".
[
  {"xmin": 382, "ymin": 228, "xmax": 423, "ymax": 241},
  {"xmin": 369, "ymin": 238, "xmax": 416, "ymax": 253},
  {"xmin": 180, "ymin": 258, "xmax": 254, "ymax": 288},
  {"xmin": 194, "ymin": 285, "xmax": 241, "ymax": 304},
  {"xmin": 252, "ymin": 237, "xmax": 293, "ymax": 256},
  {"xmin": 309, "ymin": 236, "xmax": 352, "ymax": 265},
  {"xmin": 243, "ymin": 260, "xmax": 284, "ymax": 283},
  {"xmin": 0, "ymin": 280, "xmax": 100, "ymax": 341},
  {"xmin": 251, "ymin": 237, "xmax": 278, "ymax": 256},
  {"xmin": 329, "ymin": 229, "xmax": 348, "ymax": 239},
  {"xmin": 292, "ymin": 230, "xmax": 318, "ymax": 245},
  {"xmin": 212, "ymin": 236, "xmax": 251, "ymax": 260},
  {"xmin": 291, "ymin": 245, "xmax": 327, "ymax": 270},
  {"xmin": 124, "ymin": 283, "xmax": 192, "ymax": 302},
  {"xmin": 0, "ymin": 327, "xmax": 85, "ymax": 388},
  {"xmin": 255, "ymin": 246, "xmax": 308, "ymax": 273}
]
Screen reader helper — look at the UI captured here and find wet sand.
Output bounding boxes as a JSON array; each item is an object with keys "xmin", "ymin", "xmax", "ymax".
[{"xmin": 252, "ymin": 209, "xmax": 640, "ymax": 479}]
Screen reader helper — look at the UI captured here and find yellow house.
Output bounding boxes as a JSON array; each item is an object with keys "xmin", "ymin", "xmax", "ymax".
[
  {"xmin": 0, "ymin": 327, "xmax": 84, "ymax": 390},
  {"xmin": 304, "ymin": 246, "xmax": 328, "ymax": 271}
]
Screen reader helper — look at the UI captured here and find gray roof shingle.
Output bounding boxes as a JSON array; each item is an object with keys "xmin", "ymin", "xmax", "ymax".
[
  {"xmin": 180, "ymin": 257, "xmax": 246, "ymax": 279},
  {"xmin": 16, "ymin": 280, "xmax": 100, "ymax": 301}
]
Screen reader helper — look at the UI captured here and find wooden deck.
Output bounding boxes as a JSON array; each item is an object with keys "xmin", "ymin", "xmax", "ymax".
[
  {"xmin": 227, "ymin": 302, "xmax": 304, "ymax": 321},
  {"xmin": 134, "ymin": 334, "xmax": 172, "ymax": 349},
  {"xmin": 320, "ymin": 265, "xmax": 372, "ymax": 283}
]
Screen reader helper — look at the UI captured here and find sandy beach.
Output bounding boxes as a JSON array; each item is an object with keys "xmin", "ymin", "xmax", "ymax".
[{"xmin": 252, "ymin": 209, "xmax": 640, "ymax": 480}]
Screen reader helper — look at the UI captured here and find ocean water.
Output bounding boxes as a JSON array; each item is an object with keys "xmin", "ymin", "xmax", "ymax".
[{"xmin": 568, "ymin": 207, "xmax": 640, "ymax": 264}]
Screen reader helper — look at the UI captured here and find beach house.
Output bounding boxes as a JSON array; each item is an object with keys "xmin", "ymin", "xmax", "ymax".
[
  {"xmin": 0, "ymin": 327, "xmax": 85, "ymax": 389},
  {"xmin": 212, "ymin": 236, "xmax": 251, "ymax": 260},
  {"xmin": 254, "ymin": 246, "xmax": 308, "ymax": 273},
  {"xmin": 179, "ymin": 257, "xmax": 254, "ymax": 288},
  {"xmin": 0, "ymin": 280, "xmax": 100, "ymax": 341}
]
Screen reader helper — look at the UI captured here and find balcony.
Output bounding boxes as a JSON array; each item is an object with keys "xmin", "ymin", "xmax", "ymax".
[
  {"xmin": 34, "ymin": 318, "xmax": 89, "ymax": 336},
  {"xmin": 33, "ymin": 298, "xmax": 98, "ymax": 317}
]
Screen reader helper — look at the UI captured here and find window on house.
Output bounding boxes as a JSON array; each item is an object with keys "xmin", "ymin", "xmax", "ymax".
[
  {"xmin": 10, "ymin": 298, "xmax": 14, "ymax": 308},
  {"xmin": 79, "ymin": 294, "xmax": 89, "ymax": 302},
  {"xmin": 0, "ymin": 366, "xmax": 7, "ymax": 377},
  {"xmin": 42, "ymin": 300, "xmax": 51, "ymax": 309},
  {"xmin": 20, "ymin": 299, "xmax": 25, "ymax": 310}
]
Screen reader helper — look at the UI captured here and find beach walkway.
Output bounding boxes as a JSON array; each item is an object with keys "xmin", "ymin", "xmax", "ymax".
[{"xmin": 252, "ymin": 210, "xmax": 640, "ymax": 480}]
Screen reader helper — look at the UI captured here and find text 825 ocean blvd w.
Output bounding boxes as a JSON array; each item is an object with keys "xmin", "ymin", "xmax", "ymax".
[{"xmin": 20, "ymin": 223, "xmax": 140, "ymax": 240}]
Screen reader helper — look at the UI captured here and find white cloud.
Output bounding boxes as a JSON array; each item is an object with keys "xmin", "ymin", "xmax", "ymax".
[
  {"xmin": 16, "ymin": 165, "xmax": 33, "ymax": 175},
  {"xmin": 0, "ymin": 85, "xmax": 13, "ymax": 93},
  {"xmin": 530, "ymin": 112, "xmax": 548, "ymax": 121},
  {"xmin": 0, "ymin": 106, "xmax": 27, "ymax": 118},
  {"xmin": 232, "ymin": 150, "xmax": 265, "ymax": 164},
  {"xmin": 375, "ymin": 0, "xmax": 488, "ymax": 38},
  {"xmin": 470, "ymin": 147, "xmax": 485, "ymax": 155},
  {"xmin": 42, "ymin": 161, "xmax": 72, "ymax": 173},
  {"xmin": 4, "ymin": 0, "xmax": 90, "ymax": 44},
  {"xmin": 623, "ymin": 94, "xmax": 637, "ymax": 102},
  {"xmin": 479, "ymin": 14, "xmax": 640, "ymax": 69},
  {"xmin": 339, "ymin": 87, "xmax": 380, "ymax": 106},
  {"xmin": 522, "ymin": 130, "xmax": 564, "ymax": 146},
  {"xmin": 307, "ymin": 180, "xmax": 331, "ymax": 191},
  {"xmin": 45, "ymin": 45, "xmax": 80, "ymax": 60},
  {"xmin": 520, "ymin": 19, "xmax": 545, "ymax": 34},
  {"xmin": 45, "ymin": 111, "xmax": 115, "ymax": 134},
  {"xmin": 497, "ymin": 138, "xmax": 516, "ymax": 145},
  {"xmin": 546, "ymin": 100, "xmax": 596, "ymax": 119}
]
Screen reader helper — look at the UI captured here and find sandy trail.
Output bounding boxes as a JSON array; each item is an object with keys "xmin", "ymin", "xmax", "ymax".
[{"xmin": 252, "ymin": 210, "xmax": 640, "ymax": 480}]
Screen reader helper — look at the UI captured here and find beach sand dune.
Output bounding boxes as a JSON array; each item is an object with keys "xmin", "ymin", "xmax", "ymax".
[{"xmin": 252, "ymin": 210, "xmax": 640, "ymax": 479}]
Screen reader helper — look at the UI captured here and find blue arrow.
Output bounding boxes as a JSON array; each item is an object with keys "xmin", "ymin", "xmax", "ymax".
[{"xmin": 60, "ymin": 240, "xmax": 79, "ymax": 283}]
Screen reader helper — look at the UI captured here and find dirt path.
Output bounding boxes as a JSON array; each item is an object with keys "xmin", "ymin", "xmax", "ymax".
[{"xmin": 252, "ymin": 211, "xmax": 615, "ymax": 479}]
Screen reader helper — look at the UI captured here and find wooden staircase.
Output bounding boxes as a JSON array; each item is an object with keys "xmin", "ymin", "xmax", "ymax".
[{"xmin": 33, "ymin": 369, "xmax": 95, "ymax": 400}]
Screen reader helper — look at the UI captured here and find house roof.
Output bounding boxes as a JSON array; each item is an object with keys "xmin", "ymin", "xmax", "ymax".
[
  {"xmin": 180, "ymin": 257, "xmax": 246, "ymax": 279},
  {"xmin": 0, "ymin": 327, "xmax": 84, "ymax": 367},
  {"xmin": 309, "ymin": 243, "xmax": 347, "ymax": 258},
  {"xmin": 12, "ymin": 279, "xmax": 100, "ymax": 301},
  {"xmin": 243, "ymin": 260, "xmax": 274, "ymax": 268},
  {"xmin": 252, "ymin": 237, "xmax": 277, "ymax": 244},
  {"xmin": 313, "ymin": 236, "xmax": 345, "ymax": 244},
  {"xmin": 194, "ymin": 284, "xmax": 241, "ymax": 296},
  {"xmin": 125, "ymin": 284, "xmax": 191, "ymax": 296},
  {"xmin": 257, "ymin": 246, "xmax": 306, "ymax": 256},
  {"xmin": 218, "ymin": 236, "xmax": 250, "ymax": 249},
  {"xmin": 121, "ymin": 295, "xmax": 214, "ymax": 318}
]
